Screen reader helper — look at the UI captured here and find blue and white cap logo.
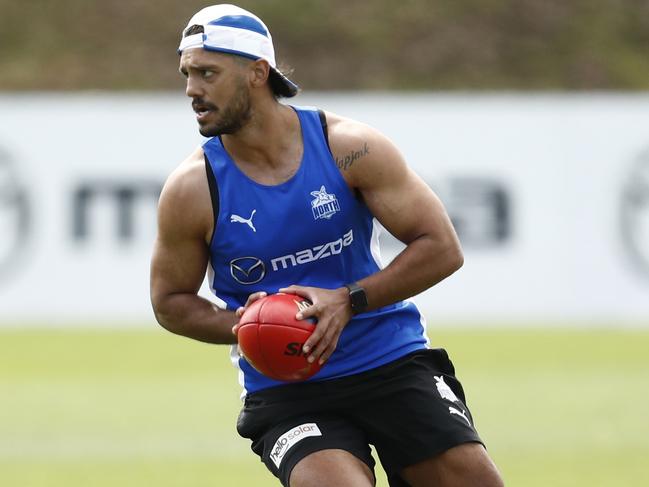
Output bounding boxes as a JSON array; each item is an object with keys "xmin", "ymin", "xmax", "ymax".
[{"xmin": 178, "ymin": 4, "xmax": 298, "ymax": 97}]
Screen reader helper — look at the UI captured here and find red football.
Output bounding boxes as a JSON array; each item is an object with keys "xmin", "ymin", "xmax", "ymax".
[{"xmin": 237, "ymin": 293, "xmax": 321, "ymax": 381}]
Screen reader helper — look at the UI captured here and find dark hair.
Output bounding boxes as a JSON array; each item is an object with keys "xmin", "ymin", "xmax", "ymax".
[
  {"xmin": 268, "ymin": 67, "xmax": 295, "ymax": 99},
  {"xmin": 182, "ymin": 24, "xmax": 292, "ymax": 99}
]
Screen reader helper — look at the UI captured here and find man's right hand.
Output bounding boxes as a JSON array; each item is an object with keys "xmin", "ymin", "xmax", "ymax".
[{"xmin": 233, "ymin": 291, "xmax": 268, "ymax": 336}]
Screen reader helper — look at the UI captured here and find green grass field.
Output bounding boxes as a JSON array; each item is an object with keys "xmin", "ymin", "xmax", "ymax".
[{"xmin": 1, "ymin": 327, "xmax": 648, "ymax": 486}]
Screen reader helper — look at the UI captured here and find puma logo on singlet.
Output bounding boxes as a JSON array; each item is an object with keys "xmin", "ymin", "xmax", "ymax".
[{"xmin": 230, "ymin": 209, "xmax": 257, "ymax": 232}]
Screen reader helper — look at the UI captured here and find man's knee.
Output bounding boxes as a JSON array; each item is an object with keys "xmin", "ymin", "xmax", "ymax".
[
  {"xmin": 401, "ymin": 442, "xmax": 504, "ymax": 487},
  {"xmin": 290, "ymin": 449, "xmax": 375, "ymax": 487}
]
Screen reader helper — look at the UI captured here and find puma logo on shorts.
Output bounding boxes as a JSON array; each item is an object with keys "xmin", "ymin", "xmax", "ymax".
[{"xmin": 270, "ymin": 423, "xmax": 322, "ymax": 467}]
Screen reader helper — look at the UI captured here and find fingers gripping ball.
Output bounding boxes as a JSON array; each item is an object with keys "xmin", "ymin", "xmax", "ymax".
[{"xmin": 238, "ymin": 293, "xmax": 321, "ymax": 381}]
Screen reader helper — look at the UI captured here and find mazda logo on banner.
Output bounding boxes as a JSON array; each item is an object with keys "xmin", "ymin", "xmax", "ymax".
[
  {"xmin": 0, "ymin": 146, "xmax": 31, "ymax": 282},
  {"xmin": 620, "ymin": 148, "xmax": 649, "ymax": 280},
  {"xmin": 230, "ymin": 256, "xmax": 266, "ymax": 285}
]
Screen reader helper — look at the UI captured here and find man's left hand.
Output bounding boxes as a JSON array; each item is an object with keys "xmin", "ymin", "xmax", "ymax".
[{"xmin": 279, "ymin": 285, "xmax": 352, "ymax": 365}]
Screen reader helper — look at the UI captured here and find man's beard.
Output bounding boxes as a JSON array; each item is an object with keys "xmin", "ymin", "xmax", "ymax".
[{"xmin": 199, "ymin": 82, "xmax": 252, "ymax": 137}]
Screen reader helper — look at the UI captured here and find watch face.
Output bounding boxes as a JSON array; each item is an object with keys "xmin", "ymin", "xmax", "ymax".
[{"xmin": 349, "ymin": 286, "xmax": 368, "ymax": 312}]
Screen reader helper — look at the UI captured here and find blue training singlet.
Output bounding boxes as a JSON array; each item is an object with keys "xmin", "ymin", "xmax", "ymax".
[{"xmin": 203, "ymin": 106, "xmax": 428, "ymax": 394}]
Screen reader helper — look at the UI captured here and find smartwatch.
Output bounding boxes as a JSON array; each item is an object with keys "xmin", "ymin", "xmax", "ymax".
[{"xmin": 345, "ymin": 282, "xmax": 368, "ymax": 315}]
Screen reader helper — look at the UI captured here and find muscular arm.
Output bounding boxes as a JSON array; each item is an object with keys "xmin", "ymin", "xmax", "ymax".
[
  {"xmin": 150, "ymin": 150, "xmax": 237, "ymax": 344},
  {"xmin": 328, "ymin": 113, "xmax": 463, "ymax": 310},
  {"xmin": 283, "ymin": 113, "xmax": 462, "ymax": 365}
]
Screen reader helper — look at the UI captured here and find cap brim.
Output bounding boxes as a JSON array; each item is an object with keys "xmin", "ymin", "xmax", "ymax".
[{"xmin": 269, "ymin": 67, "xmax": 299, "ymax": 98}]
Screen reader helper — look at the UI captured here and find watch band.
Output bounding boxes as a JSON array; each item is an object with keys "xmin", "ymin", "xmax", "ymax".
[{"xmin": 345, "ymin": 282, "xmax": 368, "ymax": 315}]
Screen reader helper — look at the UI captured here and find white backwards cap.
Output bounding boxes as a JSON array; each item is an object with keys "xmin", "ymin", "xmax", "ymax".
[{"xmin": 178, "ymin": 4, "xmax": 298, "ymax": 97}]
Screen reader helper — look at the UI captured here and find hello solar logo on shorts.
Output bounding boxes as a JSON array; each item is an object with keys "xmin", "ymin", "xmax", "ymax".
[{"xmin": 270, "ymin": 423, "xmax": 322, "ymax": 467}]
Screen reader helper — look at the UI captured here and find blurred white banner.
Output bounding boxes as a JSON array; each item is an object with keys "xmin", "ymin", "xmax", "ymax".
[{"xmin": 1, "ymin": 93, "xmax": 648, "ymax": 325}]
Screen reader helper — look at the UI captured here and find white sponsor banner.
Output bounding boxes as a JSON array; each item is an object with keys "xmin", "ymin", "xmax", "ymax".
[{"xmin": 0, "ymin": 93, "xmax": 648, "ymax": 325}]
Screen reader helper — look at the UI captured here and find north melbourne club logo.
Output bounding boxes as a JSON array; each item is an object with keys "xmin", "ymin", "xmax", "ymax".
[{"xmin": 310, "ymin": 186, "xmax": 340, "ymax": 220}]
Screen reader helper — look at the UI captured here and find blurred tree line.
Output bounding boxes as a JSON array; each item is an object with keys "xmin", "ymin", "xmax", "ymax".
[{"xmin": 1, "ymin": 0, "xmax": 648, "ymax": 91}]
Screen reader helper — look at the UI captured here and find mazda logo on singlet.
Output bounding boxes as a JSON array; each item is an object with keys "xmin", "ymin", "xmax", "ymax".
[
  {"xmin": 0, "ymin": 146, "xmax": 31, "ymax": 282},
  {"xmin": 230, "ymin": 256, "xmax": 266, "ymax": 285}
]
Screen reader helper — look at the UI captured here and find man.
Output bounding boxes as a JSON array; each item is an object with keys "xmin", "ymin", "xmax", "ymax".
[{"xmin": 150, "ymin": 4, "xmax": 504, "ymax": 487}]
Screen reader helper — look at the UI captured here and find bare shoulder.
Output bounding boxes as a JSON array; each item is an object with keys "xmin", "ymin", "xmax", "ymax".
[
  {"xmin": 162, "ymin": 146, "xmax": 207, "ymax": 196},
  {"xmin": 158, "ymin": 146, "xmax": 213, "ymax": 242},
  {"xmin": 322, "ymin": 110, "xmax": 407, "ymax": 189}
]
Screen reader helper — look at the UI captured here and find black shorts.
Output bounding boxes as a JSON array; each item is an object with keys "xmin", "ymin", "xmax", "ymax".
[{"xmin": 236, "ymin": 348, "xmax": 483, "ymax": 486}]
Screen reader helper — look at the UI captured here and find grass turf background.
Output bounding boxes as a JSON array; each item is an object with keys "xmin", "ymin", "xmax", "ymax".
[{"xmin": 1, "ymin": 327, "xmax": 648, "ymax": 486}]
